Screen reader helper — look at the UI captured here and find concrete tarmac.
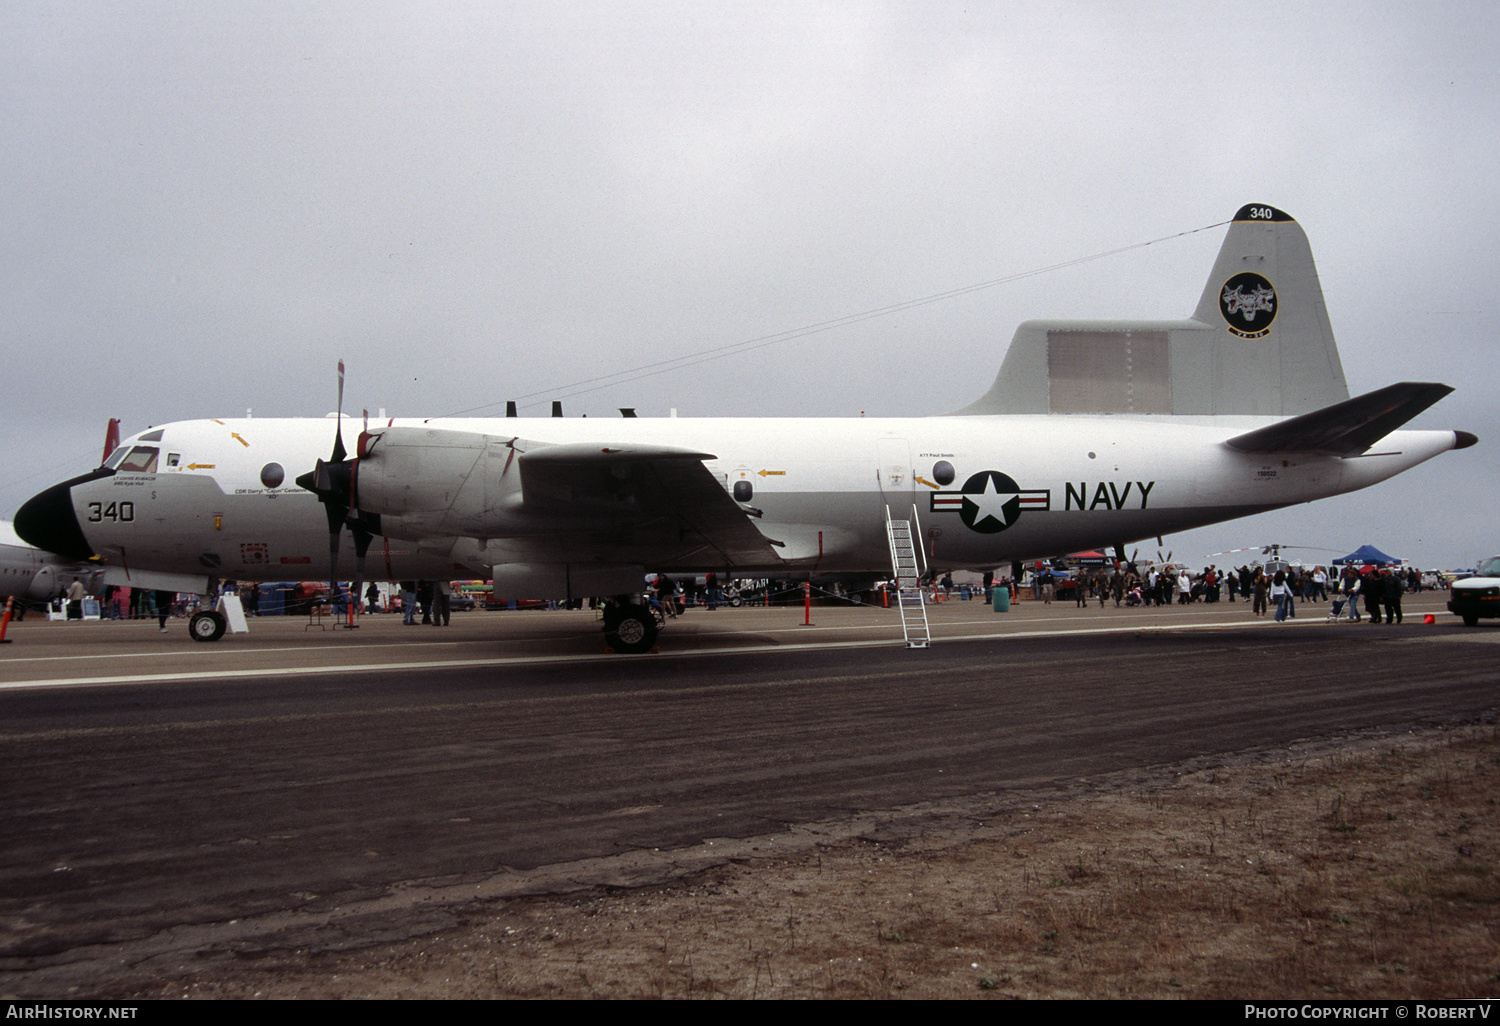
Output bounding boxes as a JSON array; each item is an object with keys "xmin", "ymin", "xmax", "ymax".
[{"xmin": 0, "ymin": 589, "xmax": 1474, "ymax": 689}]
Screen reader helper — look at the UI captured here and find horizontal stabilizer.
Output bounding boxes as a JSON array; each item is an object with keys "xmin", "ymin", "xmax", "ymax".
[{"xmin": 1224, "ymin": 382, "xmax": 1453, "ymax": 456}]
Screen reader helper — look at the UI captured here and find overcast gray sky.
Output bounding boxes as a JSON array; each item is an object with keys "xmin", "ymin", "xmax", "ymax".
[{"xmin": 3, "ymin": 1, "xmax": 1496, "ymax": 569}]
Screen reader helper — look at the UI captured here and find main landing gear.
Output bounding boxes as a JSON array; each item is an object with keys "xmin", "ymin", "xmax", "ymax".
[{"xmin": 602, "ymin": 596, "xmax": 660, "ymax": 654}]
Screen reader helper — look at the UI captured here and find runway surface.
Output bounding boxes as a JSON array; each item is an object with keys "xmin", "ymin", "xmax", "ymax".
[{"xmin": 1, "ymin": 591, "xmax": 1495, "ymax": 987}]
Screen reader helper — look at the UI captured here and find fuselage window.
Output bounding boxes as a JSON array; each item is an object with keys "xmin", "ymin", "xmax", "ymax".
[
  {"xmin": 733, "ymin": 480, "xmax": 753, "ymax": 503},
  {"xmin": 116, "ymin": 446, "xmax": 159, "ymax": 474},
  {"xmin": 260, "ymin": 463, "xmax": 285, "ymax": 489}
]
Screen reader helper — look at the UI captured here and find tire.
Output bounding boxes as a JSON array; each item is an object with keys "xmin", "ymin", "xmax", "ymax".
[
  {"xmin": 189, "ymin": 610, "xmax": 227, "ymax": 643},
  {"xmin": 606, "ymin": 603, "xmax": 658, "ymax": 654}
]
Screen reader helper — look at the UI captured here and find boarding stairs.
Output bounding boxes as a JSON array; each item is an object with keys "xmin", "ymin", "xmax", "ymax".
[{"xmin": 885, "ymin": 505, "xmax": 931, "ymax": 649}]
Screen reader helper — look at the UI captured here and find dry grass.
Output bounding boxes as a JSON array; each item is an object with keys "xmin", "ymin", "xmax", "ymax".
[{"xmin": 111, "ymin": 722, "xmax": 1500, "ymax": 998}]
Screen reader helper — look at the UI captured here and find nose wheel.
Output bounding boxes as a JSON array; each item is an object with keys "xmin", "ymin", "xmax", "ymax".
[{"xmin": 189, "ymin": 610, "xmax": 227, "ymax": 642}]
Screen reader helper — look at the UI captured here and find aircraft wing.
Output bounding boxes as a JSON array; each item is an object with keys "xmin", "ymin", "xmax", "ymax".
[
  {"xmin": 1223, "ymin": 382, "xmax": 1454, "ymax": 456},
  {"xmin": 516, "ymin": 441, "xmax": 783, "ymax": 566}
]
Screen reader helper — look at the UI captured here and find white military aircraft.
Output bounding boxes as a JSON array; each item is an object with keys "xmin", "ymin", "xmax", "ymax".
[
  {"xmin": 0, "ymin": 520, "xmax": 101, "ymax": 609},
  {"xmin": 14, "ymin": 204, "xmax": 1475, "ymax": 650}
]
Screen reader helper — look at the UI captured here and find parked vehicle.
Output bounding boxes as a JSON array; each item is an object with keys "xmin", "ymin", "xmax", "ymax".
[{"xmin": 1449, "ymin": 555, "xmax": 1500, "ymax": 626}]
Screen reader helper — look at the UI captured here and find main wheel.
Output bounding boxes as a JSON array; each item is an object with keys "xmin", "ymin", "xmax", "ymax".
[
  {"xmin": 189, "ymin": 610, "xmax": 227, "ymax": 642},
  {"xmin": 606, "ymin": 603, "xmax": 659, "ymax": 654}
]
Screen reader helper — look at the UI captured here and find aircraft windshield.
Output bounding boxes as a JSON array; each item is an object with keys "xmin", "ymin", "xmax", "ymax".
[
  {"xmin": 103, "ymin": 447, "xmax": 128, "ymax": 470},
  {"xmin": 115, "ymin": 446, "xmax": 159, "ymax": 474}
]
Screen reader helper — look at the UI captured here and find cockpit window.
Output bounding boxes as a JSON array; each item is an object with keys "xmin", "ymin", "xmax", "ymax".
[
  {"xmin": 116, "ymin": 446, "xmax": 159, "ymax": 474},
  {"xmin": 103, "ymin": 447, "xmax": 128, "ymax": 470}
]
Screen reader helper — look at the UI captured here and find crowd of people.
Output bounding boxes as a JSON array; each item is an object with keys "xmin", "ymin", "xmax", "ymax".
[
  {"xmin": 45, "ymin": 562, "xmax": 1437, "ymax": 631},
  {"xmin": 1038, "ymin": 562, "xmax": 1425, "ymax": 624}
]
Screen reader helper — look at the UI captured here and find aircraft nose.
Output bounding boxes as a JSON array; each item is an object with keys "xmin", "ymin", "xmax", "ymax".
[{"xmin": 14, "ymin": 470, "xmax": 109, "ymax": 561}]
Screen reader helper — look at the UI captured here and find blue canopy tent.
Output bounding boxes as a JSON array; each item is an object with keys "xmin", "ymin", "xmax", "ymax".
[{"xmin": 1332, "ymin": 544, "xmax": 1401, "ymax": 567}]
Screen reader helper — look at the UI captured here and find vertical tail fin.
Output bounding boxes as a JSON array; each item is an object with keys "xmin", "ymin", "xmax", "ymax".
[
  {"xmin": 950, "ymin": 204, "xmax": 1350, "ymax": 417},
  {"xmin": 1189, "ymin": 204, "xmax": 1349, "ymax": 414},
  {"xmin": 101, "ymin": 418, "xmax": 121, "ymax": 466}
]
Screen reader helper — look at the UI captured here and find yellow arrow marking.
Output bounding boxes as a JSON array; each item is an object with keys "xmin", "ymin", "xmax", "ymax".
[
  {"xmin": 757, "ymin": 469, "xmax": 786, "ymax": 477},
  {"xmin": 186, "ymin": 463, "xmax": 217, "ymax": 470},
  {"xmin": 915, "ymin": 476, "xmax": 941, "ymax": 489},
  {"xmin": 231, "ymin": 433, "xmax": 249, "ymax": 447}
]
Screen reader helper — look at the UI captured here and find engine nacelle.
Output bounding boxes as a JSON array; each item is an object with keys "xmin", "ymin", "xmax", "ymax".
[
  {"xmin": 353, "ymin": 427, "xmax": 521, "ymax": 539},
  {"xmin": 23, "ymin": 565, "xmax": 57, "ymax": 601}
]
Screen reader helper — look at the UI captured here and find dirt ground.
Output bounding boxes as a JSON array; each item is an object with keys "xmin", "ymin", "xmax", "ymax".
[{"xmin": 75, "ymin": 717, "xmax": 1500, "ymax": 1000}]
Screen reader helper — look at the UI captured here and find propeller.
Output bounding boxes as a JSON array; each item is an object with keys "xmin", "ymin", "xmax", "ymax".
[{"xmin": 295, "ymin": 362, "xmax": 380, "ymax": 616}]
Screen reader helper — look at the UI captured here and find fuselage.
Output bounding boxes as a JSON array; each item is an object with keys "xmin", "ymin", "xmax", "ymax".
[
  {"xmin": 0, "ymin": 521, "xmax": 98, "ymax": 602},
  {"xmin": 15, "ymin": 414, "xmax": 1462, "ymax": 591}
]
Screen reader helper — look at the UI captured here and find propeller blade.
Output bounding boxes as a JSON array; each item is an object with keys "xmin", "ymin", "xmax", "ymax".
[
  {"xmin": 350, "ymin": 523, "xmax": 375, "ymax": 609},
  {"xmin": 353, "ymin": 529, "xmax": 373, "ymax": 570},
  {"xmin": 331, "ymin": 363, "xmax": 347, "ymax": 464},
  {"xmin": 327, "ymin": 521, "xmax": 341, "ymax": 583}
]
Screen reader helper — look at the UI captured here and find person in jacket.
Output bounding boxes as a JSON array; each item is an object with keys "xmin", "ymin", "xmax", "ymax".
[
  {"xmin": 1382, "ymin": 568, "xmax": 1405, "ymax": 624},
  {"xmin": 1335, "ymin": 566, "xmax": 1358, "ymax": 621}
]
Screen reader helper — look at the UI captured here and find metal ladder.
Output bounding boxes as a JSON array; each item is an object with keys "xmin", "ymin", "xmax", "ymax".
[{"xmin": 885, "ymin": 505, "xmax": 931, "ymax": 649}]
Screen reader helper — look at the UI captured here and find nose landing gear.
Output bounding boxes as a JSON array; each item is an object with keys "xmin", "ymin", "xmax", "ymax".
[{"xmin": 188, "ymin": 610, "xmax": 227, "ymax": 642}]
